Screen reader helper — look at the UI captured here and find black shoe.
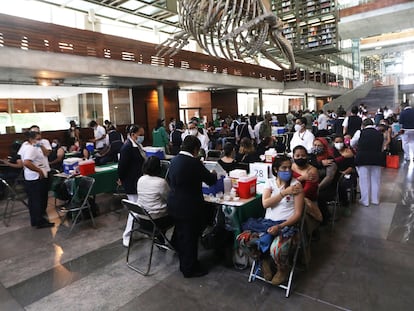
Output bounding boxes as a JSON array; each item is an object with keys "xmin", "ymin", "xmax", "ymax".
[
  {"xmin": 37, "ymin": 221, "xmax": 54, "ymax": 229},
  {"xmin": 183, "ymin": 268, "xmax": 209, "ymax": 278}
]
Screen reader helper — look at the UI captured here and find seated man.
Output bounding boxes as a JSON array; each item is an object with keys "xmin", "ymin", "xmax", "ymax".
[{"xmin": 238, "ymin": 155, "xmax": 304, "ymax": 285}]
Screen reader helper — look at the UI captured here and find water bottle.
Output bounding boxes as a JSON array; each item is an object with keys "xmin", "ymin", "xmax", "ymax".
[{"xmin": 224, "ymin": 174, "xmax": 232, "ymax": 194}]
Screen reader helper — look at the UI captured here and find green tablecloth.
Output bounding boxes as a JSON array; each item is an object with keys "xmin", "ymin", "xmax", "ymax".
[
  {"xmin": 230, "ymin": 195, "xmax": 264, "ymax": 238},
  {"xmin": 89, "ymin": 163, "xmax": 118, "ymax": 195},
  {"xmin": 52, "ymin": 163, "xmax": 118, "ymax": 197}
]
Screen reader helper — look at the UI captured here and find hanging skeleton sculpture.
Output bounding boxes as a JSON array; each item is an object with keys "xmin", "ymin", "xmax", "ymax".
[{"xmin": 157, "ymin": 0, "xmax": 295, "ymax": 70}]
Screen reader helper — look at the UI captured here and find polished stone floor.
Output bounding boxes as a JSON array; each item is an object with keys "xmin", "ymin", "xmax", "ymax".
[{"xmin": 0, "ymin": 161, "xmax": 413, "ymax": 311}]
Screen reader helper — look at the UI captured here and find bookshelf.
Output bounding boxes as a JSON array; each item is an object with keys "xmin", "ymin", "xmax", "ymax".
[{"xmin": 274, "ymin": 0, "xmax": 339, "ymax": 54}]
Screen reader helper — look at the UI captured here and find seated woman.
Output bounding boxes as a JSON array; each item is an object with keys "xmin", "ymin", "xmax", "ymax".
[
  {"xmin": 239, "ymin": 155, "xmax": 304, "ymax": 285},
  {"xmin": 256, "ymin": 136, "xmax": 274, "ymax": 158},
  {"xmin": 235, "ymin": 137, "xmax": 260, "ymax": 163},
  {"xmin": 309, "ymin": 137, "xmax": 338, "ymax": 224},
  {"xmin": 291, "ymin": 145, "xmax": 322, "ymax": 223},
  {"xmin": 332, "ymin": 135, "xmax": 357, "ymax": 206},
  {"xmin": 136, "ymin": 156, "xmax": 173, "ymax": 243},
  {"xmin": 48, "ymin": 139, "xmax": 65, "ymax": 172},
  {"xmin": 217, "ymin": 142, "xmax": 237, "ymax": 173}
]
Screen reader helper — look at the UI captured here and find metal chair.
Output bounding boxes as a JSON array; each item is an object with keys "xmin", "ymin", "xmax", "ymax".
[
  {"xmin": 160, "ymin": 160, "xmax": 170, "ymax": 179},
  {"xmin": 122, "ymin": 199, "xmax": 175, "ymax": 276},
  {"xmin": 1, "ymin": 174, "xmax": 28, "ymax": 226},
  {"xmin": 56, "ymin": 176, "xmax": 96, "ymax": 235},
  {"xmin": 247, "ymin": 205, "xmax": 309, "ymax": 298}
]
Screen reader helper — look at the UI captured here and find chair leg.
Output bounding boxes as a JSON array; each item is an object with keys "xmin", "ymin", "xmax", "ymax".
[
  {"xmin": 248, "ymin": 260, "xmax": 257, "ymax": 282},
  {"xmin": 3, "ymin": 198, "xmax": 14, "ymax": 226},
  {"xmin": 126, "ymin": 230, "xmax": 156, "ymax": 276}
]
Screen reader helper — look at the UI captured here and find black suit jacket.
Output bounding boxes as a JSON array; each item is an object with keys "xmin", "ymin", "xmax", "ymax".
[
  {"xmin": 355, "ymin": 127, "xmax": 385, "ymax": 167},
  {"xmin": 167, "ymin": 153, "xmax": 217, "ymax": 220},
  {"xmin": 117, "ymin": 139, "xmax": 145, "ymax": 194}
]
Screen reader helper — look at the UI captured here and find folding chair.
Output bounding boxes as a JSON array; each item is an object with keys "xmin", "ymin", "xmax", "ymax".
[
  {"xmin": 160, "ymin": 160, "xmax": 170, "ymax": 179},
  {"xmin": 326, "ymin": 176, "xmax": 342, "ymax": 233},
  {"xmin": 122, "ymin": 199, "xmax": 175, "ymax": 276},
  {"xmin": 56, "ymin": 176, "xmax": 96, "ymax": 235},
  {"xmin": 247, "ymin": 205, "xmax": 309, "ymax": 298},
  {"xmin": 1, "ymin": 175, "xmax": 29, "ymax": 226}
]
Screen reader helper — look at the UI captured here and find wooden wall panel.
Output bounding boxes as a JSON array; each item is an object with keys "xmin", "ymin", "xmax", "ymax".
[
  {"xmin": 131, "ymin": 86, "xmax": 179, "ymax": 145},
  {"xmin": 211, "ymin": 90, "xmax": 238, "ymax": 119},
  {"xmin": 186, "ymin": 92, "xmax": 212, "ymax": 123}
]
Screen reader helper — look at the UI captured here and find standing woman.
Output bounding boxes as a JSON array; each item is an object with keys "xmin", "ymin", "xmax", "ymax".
[
  {"xmin": 21, "ymin": 131, "xmax": 53, "ymax": 228},
  {"xmin": 167, "ymin": 135, "xmax": 217, "ymax": 278},
  {"xmin": 169, "ymin": 120, "xmax": 184, "ymax": 155},
  {"xmin": 152, "ymin": 118, "xmax": 169, "ymax": 150},
  {"xmin": 118, "ymin": 124, "xmax": 146, "ymax": 247},
  {"xmin": 351, "ymin": 118, "xmax": 385, "ymax": 206}
]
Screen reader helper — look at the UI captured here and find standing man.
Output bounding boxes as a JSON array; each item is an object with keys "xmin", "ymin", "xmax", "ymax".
[
  {"xmin": 167, "ymin": 135, "xmax": 217, "ymax": 278},
  {"xmin": 351, "ymin": 118, "xmax": 385, "ymax": 206},
  {"xmin": 118, "ymin": 124, "xmax": 146, "ymax": 247},
  {"xmin": 182, "ymin": 121, "xmax": 209, "ymax": 152},
  {"xmin": 317, "ymin": 110, "xmax": 329, "ymax": 132},
  {"xmin": 235, "ymin": 116, "xmax": 255, "ymax": 144},
  {"xmin": 343, "ymin": 106, "xmax": 362, "ymax": 137},
  {"xmin": 399, "ymin": 101, "xmax": 414, "ymax": 162},
  {"xmin": 289, "ymin": 117, "xmax": 315, "ymax": 154},
  {"xmin": 20, "ymin": 131, "xmax": 53, "ymax": 228},
  {"xmin": 259, "ymin": 113, "xmax": 272, "ymax": 141},
  {"xmin": 89, "ymin": 120, "xmax": 107, "ymax": 150}
]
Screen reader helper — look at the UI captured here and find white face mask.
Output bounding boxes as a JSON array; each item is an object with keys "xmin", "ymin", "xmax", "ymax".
[
  {"xmin": 189, "ymin": 129, "xmax": 198, "ymax": 136},
  {"xmin": 51, "ymin": 142, "xmax": 58, "ymax": 148},
  {"xmin": 294, "ymin": 124, "xmax": 302, "ymax": 132},
  {"xmin": 334, "ymin": 142, "xmax": 344, "ymax": 150}
]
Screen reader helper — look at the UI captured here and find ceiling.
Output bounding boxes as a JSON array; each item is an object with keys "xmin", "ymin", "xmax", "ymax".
[{"xmin": 1, "ymin": 0, "xmax": 413, "ymax": 97}]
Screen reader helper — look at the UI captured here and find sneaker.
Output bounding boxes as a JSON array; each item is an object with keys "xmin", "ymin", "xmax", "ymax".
[
  {"xmin": 123, "ymin": 238, "xmax": 130, "ymax": 247},
  {"xmin": 358, "ymin": 200, "xmax": 369, "ymax": 207},
  {"xmin": 271, "ymin": 267, "xmax": 289, "ymax": 285},
  {"xmin": 261, "ymin": 258, "xmax": 274, "ymax": 281}
]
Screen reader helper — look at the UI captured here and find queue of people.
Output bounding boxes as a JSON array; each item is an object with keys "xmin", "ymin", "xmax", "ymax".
[{"xmin": 2, "ymin": 101, "xmax": 409, "ymax": 283}]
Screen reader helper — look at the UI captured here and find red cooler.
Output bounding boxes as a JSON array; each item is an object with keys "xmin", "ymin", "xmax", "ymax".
[
  {"xmin": 79, "ymin": 160, "xmax": 95, "ymax": 176},
  {"xmin": 237, "ymin": 176, "xmax": 257, "ymax": 199}
]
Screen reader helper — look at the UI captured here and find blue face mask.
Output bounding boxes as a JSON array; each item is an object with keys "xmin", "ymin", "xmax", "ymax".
[
  {"xmin": 278, "ymin": 170, "xmax": 292, "ymax": 182},
  {"xmin": 136, "ymin": 136, "xmax": 144, "ymax": 144}
]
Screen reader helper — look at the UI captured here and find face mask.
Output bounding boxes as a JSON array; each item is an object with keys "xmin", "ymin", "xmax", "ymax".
[
  {"xmin": 334, "ymin": 142, "xmax": 344, "ymax": 150},
  {"xmin": 190, "ymin": 129, "xmax": 198, "ymax": 136},
  {"xmin": 312, "ymin": 146, "xmax": 324, "ymax": 155},
  {"xmin": 136, "ymin": 136, "xmax": 144, "ymax": 144},
  {"xmin": 344, "ymin": 137, "xmax": 351, "ymax": 146},
  {"xmin": 278, "ymin": 170, "xmax": 292, "ymax": 182},
  {"xmin": 51, "ymin": 142, "xmax": 58, "ymax": 148},
  {"xmin": 294, "ymin": 124, "xmax": 302, "ymax": 132},
  {"xmin": 294, "ymin": 158, "xmax": 307, "ymax": 167}
]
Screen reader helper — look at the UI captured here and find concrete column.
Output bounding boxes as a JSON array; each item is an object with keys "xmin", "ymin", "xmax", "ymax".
[
  {"xmin": 157, "ymin": 82, "xmax": 165, "ymax": 120},
  {"xmin": 258, "ymin": 88, "xmax": 263, "ymax": 116},
  {"xmin": 304, "ymin": 93, "xmax": 308, "ymax": 110}
]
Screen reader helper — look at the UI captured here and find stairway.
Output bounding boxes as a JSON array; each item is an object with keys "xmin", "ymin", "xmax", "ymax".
[
  {"xmin": 353, "ymin": 86, "xmax": 395, "ymax": 114},
  {"xmin": 324, "ymin": 80, "xmax": 373, "ymax": 112}
]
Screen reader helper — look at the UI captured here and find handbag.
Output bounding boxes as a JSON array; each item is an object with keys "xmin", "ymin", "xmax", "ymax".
[{"xmin": 386, "ymin": 154, "xmax": 400, "ymax": 169}]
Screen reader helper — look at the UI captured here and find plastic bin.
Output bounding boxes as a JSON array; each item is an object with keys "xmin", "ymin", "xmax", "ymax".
[
  {"xmin": 79, "ymin": 159, "xmax": 95, "ymax": 176},
  {"xmin": 202, "ymin": 175, "xmax": 224, "ymax": 195},
  {"xmin": 238, "ymin": 176, "xmax": 257, "ymax": 199},
  {"xmin": 143, "ymin": 147, "xmax": 165, "ymax": 159}
]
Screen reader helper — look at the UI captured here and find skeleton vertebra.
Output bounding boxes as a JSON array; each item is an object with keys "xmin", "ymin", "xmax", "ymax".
[{"xmin": 157, "ymin": 0, "xmax": 295, "ymax": 70}]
